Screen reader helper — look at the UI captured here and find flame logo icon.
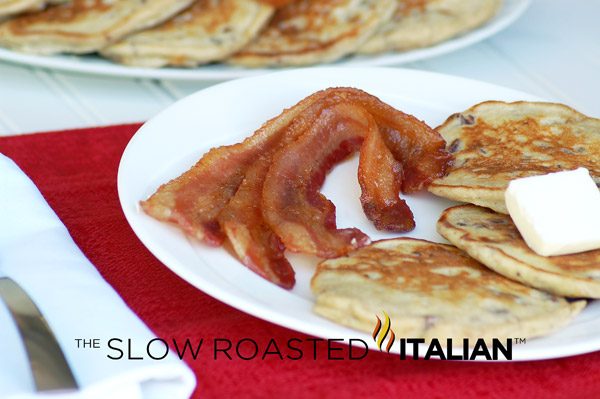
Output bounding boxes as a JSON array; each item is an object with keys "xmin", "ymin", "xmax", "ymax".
[{"xmin": 372, "ymin": 311, "xmax": 395, "ymax": 352}]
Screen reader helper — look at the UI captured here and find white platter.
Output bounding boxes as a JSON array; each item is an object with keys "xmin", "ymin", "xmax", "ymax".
[
  {"xmin": 118, "ymin": 67, "xmax": 600, "ymax": 360},
  {"xmin": 0, "ymin": 0, "xmax": 530, "ymax": 81}
]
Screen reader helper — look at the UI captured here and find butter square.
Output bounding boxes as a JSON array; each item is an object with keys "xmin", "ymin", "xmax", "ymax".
[{"xmin": 505, "ymin": 168, "xmax": 600, "ymax": 256}]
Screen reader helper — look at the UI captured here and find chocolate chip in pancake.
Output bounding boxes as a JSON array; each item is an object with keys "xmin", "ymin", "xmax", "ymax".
[
  {"xmin": 0, "ymin": 0, "xmax": 194, "ymax": 54},
  {"xmin": 229, "ymin": 0, "xmax": 396, "ymax": 67},
  {"xmin": 311, "ymin": 237, "xmax": 585, "ymax": 340},
  {"xmin": 438, "ymin": 205, "xmax": 600, "ymax": 298},
  {"xmin": 101, "ymin": 0, "xmax": 274, "ymax": 68},
  {"xmin": 429, "ymin": 101, "xmax": 600, "ymax": 213}
]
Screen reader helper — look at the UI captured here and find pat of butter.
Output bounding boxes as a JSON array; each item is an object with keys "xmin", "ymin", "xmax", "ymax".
[{"xmin": 505, "ymin": 168, "xmax": 600, "ymax": 256}]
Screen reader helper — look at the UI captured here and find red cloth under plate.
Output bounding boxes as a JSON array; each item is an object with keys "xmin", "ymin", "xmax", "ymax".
[{"xmin": 1, "ymin": 124, "xmax": 599, "ymax": 399}]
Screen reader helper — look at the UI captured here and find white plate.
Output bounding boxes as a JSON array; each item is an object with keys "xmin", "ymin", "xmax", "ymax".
[
  {"xmin": 0, "ymin": 0, "xmax": 530, "ymax": 81},
  {"xmin": 118, "ymin": 67, "xmax": 600, "ymax": 361}
]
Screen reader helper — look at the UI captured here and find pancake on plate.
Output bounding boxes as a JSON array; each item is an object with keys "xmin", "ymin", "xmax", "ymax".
[
  {"xmin": 229, "ymin": 0, "xmax": 396, "ymax": 67},
  {"xmin": 358, "ymin": 0, "xmax": 501, "ymax": 54},
  {"xmin": 311, "ymin": 238, "xmax": 585, "ymax": 340},
  {"xmin": 428, "ymin": 101, "xmax": 600, "ymax": 213},
  {"xmin": 0, "ymin": 0, "xmax": 194, "ymax": 54},
  {"xmin": 438, "ymin": 205, "xmax": 600, "ymax": 298},
  {"xmin": 101, "ymin": 0, "xmax": 274, "ymax": 68}
]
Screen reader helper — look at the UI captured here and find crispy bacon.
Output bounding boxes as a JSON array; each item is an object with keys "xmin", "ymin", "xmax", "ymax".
[
  {"xmin": 141, "ymin": 87, "xmax": 451, "ymax": 288},
  {"xmin": 219, "ymin": 159, "xmax": 296, "ymax": 288},
  {"xmin": 341, "ymin": 91, "xmax": 452, "ymax": 193},
  {"xmin": 260, "ymin": 89, "xmax": 449, "ymax": 257},
  {"xmin": 363, "ymin": 91, "xmax": 452, "ymax": 194},
  {"xmin": 263, "ymin": 104, "xmax": 375, "ymax": 258},
  {"xmin": 257, "ymin": 0, "xmax": 295, "ymax": 7},
  {"xmin": 216, "ymin": 90, "xmax": 388, "ymax": 286},
  {"xmin": 141, "ymin": 89, "xmax": 346, "ymax": 246},
  {"xmin": 359, "ymin": 118, "xmax": 415, "ymax": 231}
]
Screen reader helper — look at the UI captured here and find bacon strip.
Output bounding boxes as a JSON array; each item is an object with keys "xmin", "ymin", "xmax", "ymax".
[
  {"xmin": 294, "ymin": 88, "xmax": 450, "ymax": 195},
  {"xmin": 141, "ymin": 89, "xmax": 346, "ymax": 246},
  {"xmin": 216, "ymin": 90, "xmax": 389, "ymax": 286},
  {"xmin": 219, "ymin": 159, "xmax": 296, "ymax": 288},
  {"xmin": 260, "ymin": 90, "xmax": 449, "ymax": 258},
  {"xmin": 257, "ymin": 0, "xmax": 295, "ymax": 7},
  {"xmin": 359, "ymin": 120, "xmax": 415, "ymax": 231},
  {"xmin": 339, "ymin": 91, "xmax": 452, "ymax": 193},
  {"xmin": 262, "ymin": 103, "xmax": 376, "ymax": 258},
  {"xmin": 141, "ymin": 87, "xmax": 451, "ymax": 288}
]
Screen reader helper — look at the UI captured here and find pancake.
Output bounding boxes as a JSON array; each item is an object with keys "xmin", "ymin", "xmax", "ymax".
[
  {"xmin": 0, "ymin": 0, "xmax": 194, "ymax": 54},
  {"xmin": 229, "ymin": 0, "xmax": 396, "ymax": 67},
  {"xmin": 438, "ymin": 205, "xmax": 600, "ymax": 298},
  {"xmin": 0, "ymin": 0, "xmax": 67, "ymax": 18},
  {"xmin": 311, "ymin": 237, "xmax": 585, "ymax": 340},
  {"xmin": 358, "ymin": 0, "xmax": 501, "ymax": 54},
  {"xmin": 429, "ymin": 101, "xmax": 600, "ymax": 214},
  {"xmin": 101, "ymin": 0, "xmax": 274, "ymax": 68},
  {"xmin": 0, "ymin": 0, "xmax": 43, "ymax": 17}
]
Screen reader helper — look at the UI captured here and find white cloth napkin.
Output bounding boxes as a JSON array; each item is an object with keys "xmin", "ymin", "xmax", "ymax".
[{"xmin": 0, "ymin": 154, "xmax": 196, "ymax": 399}]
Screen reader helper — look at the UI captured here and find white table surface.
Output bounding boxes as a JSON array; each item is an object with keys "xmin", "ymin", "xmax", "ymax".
[{"xmin": 0, "ymin": 0, "xmax": 597, "ymax": 136}]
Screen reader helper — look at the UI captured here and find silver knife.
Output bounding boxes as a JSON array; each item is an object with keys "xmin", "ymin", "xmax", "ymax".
[{"xmin": 0, "ymin": 277, "xmax": 78, "ymax": 392}]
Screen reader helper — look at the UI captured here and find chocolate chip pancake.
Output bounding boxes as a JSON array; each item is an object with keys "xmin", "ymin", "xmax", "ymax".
[
  {"xmin": 429, "ymin": 101, "xmax": 600, "ymax": 213},
  {"xmin": 358, "ymin": 0, "xmax": 501, "ymax": 54},
  {"xmin": 0, "ymin": 0, "xmax": 194, "ymax": 54},
  {"xmin": 438, "ymin": 205, "xmax": 600, "ymax": 298},
  {"xmin": 101, "ymin": 0, "xmax": 274, "ymax": 68},
  {"xmin": 229, "ymin": 0, "xmax": 396, "ymax": 67},
  {"xmin": 311, "ymin": 238, "xmax": 585, "ymax": 340}
]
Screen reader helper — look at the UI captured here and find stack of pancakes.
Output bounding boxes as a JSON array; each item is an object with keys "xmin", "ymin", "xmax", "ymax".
[
  {"xmin": 0, "ymin": 0, "xmax": 501, "ymax": 68},
  {"xmin": 431, "ymin": 101, "xmax": 600, "ymax": 297},
  {"xmin": 312, "ymin": 101, "xmax": 600, "ymax": 341}
]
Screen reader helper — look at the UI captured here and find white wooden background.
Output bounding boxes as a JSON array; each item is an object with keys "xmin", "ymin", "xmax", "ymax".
[{"xmin": 0, "ymin": 0, "xmax": 598, "ymax": 136}]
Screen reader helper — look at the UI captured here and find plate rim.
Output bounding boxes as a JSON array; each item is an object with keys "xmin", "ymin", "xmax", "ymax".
[
  {"xmin": 117, "ymin": 66, "xmax": 599, "ymax": 361},
  {"xmin": 0, "ymin": 0, "xmax": 531, "ymax": 81}
]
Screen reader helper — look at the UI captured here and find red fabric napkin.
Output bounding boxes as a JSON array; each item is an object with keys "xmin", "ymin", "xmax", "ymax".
[{"xmin": 1, "ymin": 124, "xmax": 599, "ymax": 399}]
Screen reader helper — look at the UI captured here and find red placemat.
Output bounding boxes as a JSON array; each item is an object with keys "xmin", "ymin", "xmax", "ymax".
[{"xmin": 1, "ymin": 124, "xmax": 599, "ymax": 399}]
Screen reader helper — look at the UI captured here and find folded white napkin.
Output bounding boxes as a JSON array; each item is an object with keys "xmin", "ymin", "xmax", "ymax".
[{"xmin": 0, "ymin": 154, "xmax": 196, "ymax": 399}]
